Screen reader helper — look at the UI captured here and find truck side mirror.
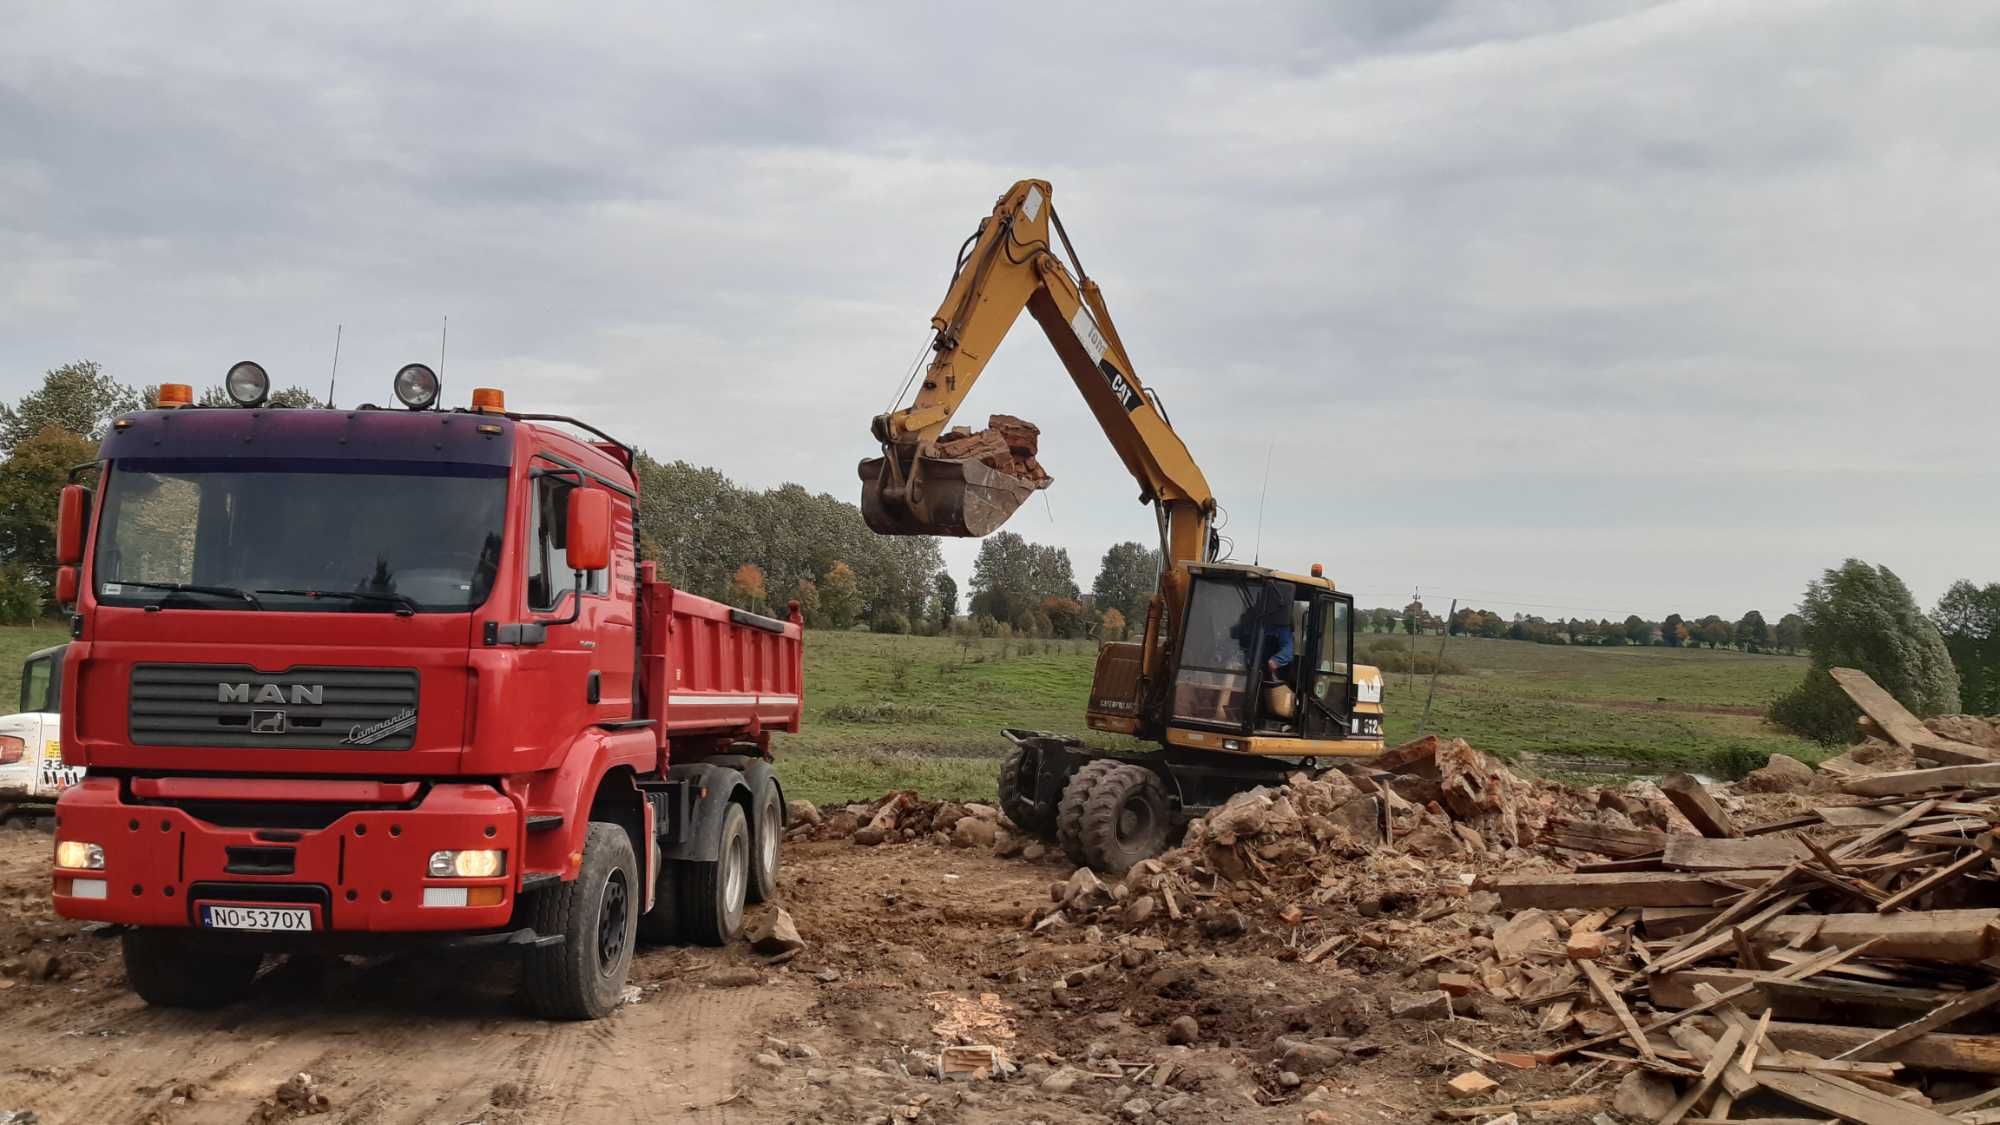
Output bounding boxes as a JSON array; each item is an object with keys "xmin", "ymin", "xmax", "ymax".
[
  {"xmin": 55, "ymin": 566, "xmax": 78, "ymax": 609},
  {"xmin": 56, "ymin": 484, "xmax": 87, "ymax": 566},
  {"xmin": 565, "ymin": 489, "xmax": 611, "ymax": 573}
]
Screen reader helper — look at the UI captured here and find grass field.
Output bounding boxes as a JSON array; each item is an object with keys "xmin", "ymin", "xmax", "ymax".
[
  {"xmin": 777, "ymin": 629, "xmax": 1828, "ymax": 804},
  {"xmin": 0, "ymin": 621, "xmax": 1827, "ymax": 807}
]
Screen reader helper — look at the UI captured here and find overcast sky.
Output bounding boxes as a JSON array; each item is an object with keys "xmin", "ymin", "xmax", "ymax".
[{"xmin": 4, "ymin": 0, "xmax": 1996, "ymax": 621}]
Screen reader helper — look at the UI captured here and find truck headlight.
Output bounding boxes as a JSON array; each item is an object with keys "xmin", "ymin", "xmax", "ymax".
[
  {"xmin": 428, "ymin": 849, "xmax": 505, "ymax": 878},
  {"xmin": 55, "ymin": 841, "xmax": 104, "ymax": 870}
]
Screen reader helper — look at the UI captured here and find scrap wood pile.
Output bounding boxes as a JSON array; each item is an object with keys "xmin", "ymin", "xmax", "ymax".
[
  {"xmin": 1455, "ymin": 669, "xmax": 2000, "ymax": 1124},
  {"xmin": 933, "ymin": 413, "xmax": 1052, "ymax": 486}
]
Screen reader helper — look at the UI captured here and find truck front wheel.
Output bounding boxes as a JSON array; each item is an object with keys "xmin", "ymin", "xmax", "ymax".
[
  {"xmin": 522, "ymin": 821, "xmax": 638, "ymax": 1020},
  {"xmin": 678, "ymin": 802, "xmax": 749, "ymax": 947},
  {"xmin": 122, "ymin": 928, "xmax": 262, "ymax": 1009}
]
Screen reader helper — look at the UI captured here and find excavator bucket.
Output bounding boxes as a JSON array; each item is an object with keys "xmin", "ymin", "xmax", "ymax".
[{"xmin": 858, "ymin": 453, "xmax": 1039, "ymax": 538}]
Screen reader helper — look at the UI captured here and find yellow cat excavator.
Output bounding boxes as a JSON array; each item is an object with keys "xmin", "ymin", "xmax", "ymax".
[{"xmin": 860, "ymin": 179, "xmax": 1385, "ymax": 873}]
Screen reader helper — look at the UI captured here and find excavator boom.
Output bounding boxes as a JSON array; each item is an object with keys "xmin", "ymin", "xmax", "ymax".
[{"xmin": 860, "ymin": 180, "xmax": 1216, "ymax": 567}]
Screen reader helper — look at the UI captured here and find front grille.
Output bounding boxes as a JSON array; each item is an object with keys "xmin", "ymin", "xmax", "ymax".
[{"xmin": 130, "ymin": 664, "xmax": 419, "ymax": 750}]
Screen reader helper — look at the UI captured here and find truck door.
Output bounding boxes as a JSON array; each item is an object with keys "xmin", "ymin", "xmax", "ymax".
[
  {"xmin": 1302, "ymin": 595, "xmax": 1353, "ymax": 741},
  {"xmin": 523, "ymin": 466, "xmax": 634, "ymax": 724}
]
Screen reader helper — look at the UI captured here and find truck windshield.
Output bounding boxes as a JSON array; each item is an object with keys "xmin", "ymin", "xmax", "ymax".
[{"xmin": 92, "ymin": 458, "xmax": 506, "ymax": 613}]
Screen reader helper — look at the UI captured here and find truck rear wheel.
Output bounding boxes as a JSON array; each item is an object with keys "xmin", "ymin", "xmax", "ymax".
[
  {"xmin": 678, "ymin": 801, "xmax": 749, "ymax": 947},
  {"xmin": 746, "ymin": 776, "xmax": 783, "ymax": 904},
  {"xmin": 1078, "ymin": 763, "xmax": 1172, "ymax": 875},
  {"xmin": 1056, "ymin": 759, "xmax": 1120, "ymax": 868},
  {"xmin": 122, "ymin": 928, "xmax": 262, "ymax": 1009},
  {"xmin": 999, "ymin": 747, "xmax": 1054, "ymax": 839},
  {"xmin": 522, "ymin": 821, "xmax": 638, "ymax": 1020}
]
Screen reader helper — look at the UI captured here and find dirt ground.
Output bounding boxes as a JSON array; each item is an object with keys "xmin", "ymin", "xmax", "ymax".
[{"xmin": 0, "ymin": 816, "xmax": 1617, "ymax": 1125}]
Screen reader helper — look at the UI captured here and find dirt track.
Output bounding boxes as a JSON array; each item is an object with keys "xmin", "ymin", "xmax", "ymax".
[{"xmin": 0, "ymin": 818, "xmax": 1599, "ymax": 1125}]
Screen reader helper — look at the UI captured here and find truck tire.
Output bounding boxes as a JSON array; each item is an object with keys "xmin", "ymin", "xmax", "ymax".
[
  {"xmin": 1078, "ymin": 763, "xmax": 1172, "ymax": 875},
  {"xmin": 677, "ymin": 801, "xmax": 749, "ymax": 947},
  {"xmin": 522, "ymin": 821, "xmax": 638, "ymax": 1020},
  {"xmin": 1055, "ymin": 759, "xmax": 1121, "ymax": 868},
  {"xmin": 746, "ymin": 775, "xmax": 783, "ymax": 905},
  {"xmin": 122, "ymin": 928, "xmax": 261, "ymax": 1009},
  {"xmin": 999, "ymin": 747, "xmax": 1054, "ymax": 839},
  {"xmin": 637, "ymin": 853, "xmax": 683, "ymax": 945}
]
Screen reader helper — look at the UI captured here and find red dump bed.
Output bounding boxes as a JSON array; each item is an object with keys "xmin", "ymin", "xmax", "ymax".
[{"xmin": 637, "ymin": 565, "xmax": 803, "ymax": 748}]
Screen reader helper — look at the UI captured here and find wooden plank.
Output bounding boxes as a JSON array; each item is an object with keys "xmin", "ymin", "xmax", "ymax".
[
  {"xmin": 1660, "ymin": 1022, "xmax": 1744, "ymax": 1125},
  {"xmin": 1761, "ymin": 908, "xmax": 2000, "ymax": 963},
  {"xmin": 1842, "ymin": 766, "xmax": 2000, "ymax": 799},
  {"xmin": 1911, "ymin": 735, "xmax": 2000, "ymax": 765},
  {"xmin": 1832, "ymin": 799, "xmax": 1942, "ymax": 860},
  {"xmin": 1490, "ymin": 872, "xmax": 1743, "ymax": 910},
  {"xmin": 1817, "ymin": 805, "xmax": 1899, "ymax": 829},
  {"xmin": 1648, "ymin": 864, "xmax": 1807, "ymax": 976},
  {"xmin": 1695, "ymin": 986, "xmax": 1962, "ymax": 1125},
  {"xmin": 1873, "ymin": 837, "xmax": 1996, "ymax": 913},
  {"xmin": 1690, "ymin": 1017, "xmax": 2000, "ymax": 1074},
  {"xmin": 1651, "ymin": 968, "xmax": 1951, "ymax": 1020},
  {"xmin": 1544, "ymin": 820, "xmax": 1669, "ymax": 859},
  {"xmin": 1832, "ymin": 980, "xmax": 2000, "ymax": 1061},
  {"xmin": 1661, "ymin": 771, "xmax": 1743, "ymax": 838},
  {"xmin": 1664, "ymin": 835, "xmax": 1812, "ymax": 871},
  {"xmin": 1576, "ymin": 956, "xmax": 1655, "ymax": 1061},
  {"xmin": 1830, "ymin": 667, "xmax": 1938, "ymax": 748},
  {"xmin": 1643, "ymin": 906, "xmax": 1722, "ymax": 938}
]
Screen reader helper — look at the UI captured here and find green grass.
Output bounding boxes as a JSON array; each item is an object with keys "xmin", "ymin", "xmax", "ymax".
[
  {"xmin": 0, "ymin": 622, "xmax": 69, "ymax": 711},
  {"xmin": 0, "ymin": 621, "xmax": 1828, "ymax": 807}
]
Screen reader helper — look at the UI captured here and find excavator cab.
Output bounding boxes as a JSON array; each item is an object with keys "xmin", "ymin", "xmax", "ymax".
[{"xmin": 1161, "ymin": 566, "xmax": 1373, "ymax": 754}]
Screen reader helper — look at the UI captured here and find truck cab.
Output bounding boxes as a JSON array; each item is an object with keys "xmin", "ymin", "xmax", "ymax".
[{"xmin": 49, "ymin": 370, "xmax": 801, "ymax": 1019}]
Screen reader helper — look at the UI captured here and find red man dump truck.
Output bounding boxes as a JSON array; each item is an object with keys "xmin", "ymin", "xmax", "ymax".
[{"xmin": 48, "ymin": 364, "xmax": 800, "ymax": 1019}]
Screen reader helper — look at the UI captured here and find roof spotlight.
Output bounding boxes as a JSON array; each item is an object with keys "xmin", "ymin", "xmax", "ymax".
[
  {"xmin": 393, "ymin": 363, "xmax": 441, "ymax": 410},
  {"xmin": 225, "ymin": 361, "xmax": 270, "ymax": 407}
]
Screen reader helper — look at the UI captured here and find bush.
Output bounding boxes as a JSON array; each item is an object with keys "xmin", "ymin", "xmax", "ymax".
[
  {"xmin": 1359, "ymin": 639, "xmax": 1468, "ymax": 676},
  {"xmin": 0, "ymin": 564, "xmax": 43, "ymax": 625},
  {"xmin": 869, "ymin": 610, "xmax": 910, "ymax": 635}
]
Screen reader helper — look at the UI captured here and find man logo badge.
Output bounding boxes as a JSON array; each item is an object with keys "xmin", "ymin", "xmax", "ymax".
[
  {"xmin": 250, "ymin": 709, "xmax": 289, "ymax": 735},
  {"xmin": 218, "ymin": 683, "xmax": 325, "ymax": 706}
]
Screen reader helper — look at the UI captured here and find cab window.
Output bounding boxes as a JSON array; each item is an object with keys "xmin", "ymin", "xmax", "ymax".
[
  {"xmin": 20, "ymin": 655, "xmax": 54, "ymax": 714},
  {"xmin": 526, "ymin": 473, "xmax": 608, "ymax": 612}
]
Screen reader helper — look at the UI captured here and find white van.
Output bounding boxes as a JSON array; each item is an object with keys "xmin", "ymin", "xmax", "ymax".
[{"xmin": 0, "ymin": 644, "xmax": 77, "ymax": 810}]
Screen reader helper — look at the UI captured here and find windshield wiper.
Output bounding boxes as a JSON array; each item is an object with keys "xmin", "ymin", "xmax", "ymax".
[
  {"xmin": 109, "ymin": 581, "xmax": 263, "ymax": 609},
  {"xmin": 255, "ymin": 588, "xmax": 419, "ymax": 616}
]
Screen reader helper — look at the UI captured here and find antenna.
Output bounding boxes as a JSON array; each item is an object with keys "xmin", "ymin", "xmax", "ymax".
[
  {"xmin": 324, "ymin": 324, "xmax": 343, "ymax": 408},
  {"xmin": 1251, "ymin": 441, "xmax": 1274, "ymax": 565},
  {"xmin": 438, "ymin": 315, "xmax": 449, "ymax": 392}
]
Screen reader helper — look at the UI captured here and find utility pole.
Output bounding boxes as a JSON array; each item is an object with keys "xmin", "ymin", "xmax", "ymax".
[
  {"xmin": 1408, "ymin": 585, "xmax": 1421, "ymax": 694},
  {"xmin": 1419, "ymin": 598, "xmax": 1457, "ymax": 736}
]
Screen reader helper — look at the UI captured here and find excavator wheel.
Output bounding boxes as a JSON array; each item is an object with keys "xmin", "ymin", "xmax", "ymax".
[
  {"xmin": 1078, "ymin": 764, "xmax": 1172, "ymax": 876},
  {"xmin": 998, "ymin": 746, "xmax": 1054, "ymax": 840},
  {"xmin": 1055, "ymin": 759, "xmax": 1122, "ymax": 868}
]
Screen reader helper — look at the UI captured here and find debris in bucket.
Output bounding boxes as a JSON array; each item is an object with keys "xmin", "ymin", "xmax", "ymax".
[{"xmin": 933, "ymin": 414, "xmax": 1051, "ymax": 487}]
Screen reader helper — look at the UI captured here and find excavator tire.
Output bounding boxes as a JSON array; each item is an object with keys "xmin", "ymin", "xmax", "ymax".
[
  {"xmin": 1078, "ymin": 764, "xmax": 1172, "ymax": 876},
  {"xmin": 1056, "ymin": 759, "xmax": 1122, "ymax": 867},
  {"xmin": 998, "ymin": 747, "xmax": 1054, "ymax": 840}
]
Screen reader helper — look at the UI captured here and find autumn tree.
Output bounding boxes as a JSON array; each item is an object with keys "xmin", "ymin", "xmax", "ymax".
[
  {"xmin": 819, "ymin": 561, "xmax": 860, "ymax": 628},
  {"xmin": 1041, "ymin": 596, "xmax": 1087, "ymax": 639},
  {"xmin": 1624, "ymin": 615, "xmax": 1653, "ymax": 645},
  {"xmin": 1100, "ymin": 607, "xmax": 1126, "ymax": 642},
  {"xmin": 1661, "ymin": 613, "xmax": 1686, "ymax": 647},
  {"xmin": 728, "ymin": 563, "xmax": 768, "ymax": 612},
  {"xmin": 794, "ymin": 577, "xmax": 820, "ymax": 627},
  {"xmin": 931, "ymin": 572, "xmax": 958, "ymax": 633},
  {"xmin": 1734, "ymin": 610, "xmax": 1770, "ymax": 652},
  {"xmin": 1773, "ymin": 612, "xmax": 1805, "ymax": 655}
]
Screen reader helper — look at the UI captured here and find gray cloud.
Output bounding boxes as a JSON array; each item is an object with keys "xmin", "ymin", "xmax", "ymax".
[{"xmin": 3, "ymin": 0, "xmax": 1996, "ymax": 621}]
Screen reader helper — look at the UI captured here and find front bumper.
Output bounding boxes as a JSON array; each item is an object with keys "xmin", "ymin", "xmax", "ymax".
[{"xmin": 51, "ymin": 777, "xmax": 518, "ymax": 933}]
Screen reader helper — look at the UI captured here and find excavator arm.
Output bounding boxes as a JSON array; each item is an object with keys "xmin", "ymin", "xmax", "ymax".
[{"xmin": 861, "ymin": 179, "xmax": 1218, "ymax": 570}]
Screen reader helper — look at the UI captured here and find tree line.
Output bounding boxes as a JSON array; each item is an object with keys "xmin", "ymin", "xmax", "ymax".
[{"xmin": 1354, "ymin": 602, "xmax": 1806, "ymax": 653}]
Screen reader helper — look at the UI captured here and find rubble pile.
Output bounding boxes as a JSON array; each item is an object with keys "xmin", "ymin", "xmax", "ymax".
[
  {"xmin": 791, "ymin": 791, "xmax": 1006, "ymax": 851},
  {"xmin": 934, "ymin": 414, "xmax": 1052, "ymax": 487}
]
